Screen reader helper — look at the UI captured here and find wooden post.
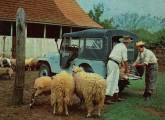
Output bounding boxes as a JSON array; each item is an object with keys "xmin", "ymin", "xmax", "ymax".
[
  {"xmin": 2, "ymin": 36, "xmax": 6, "ymax": 57},
  {"xmin": 12, "ymin": 8, "xmax": 25, "ymax": 105}
]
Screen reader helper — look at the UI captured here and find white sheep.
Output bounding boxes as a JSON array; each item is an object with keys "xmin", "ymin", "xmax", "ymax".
[
  {"xmin": 30, "ymin": 76, "xmax": 51, "ymax": 109},
  {"xmin": 72, "ymin": 66, "xmax": 106, "ymax": 117},
  {"xmin": 30, "ymin": 57, "xmax": 38, "ymax": 70},
  {"xmin": 50, "ymin": 71, "xmax": 75, "ymax": 116},
  {"xmin": 25, "ymin": 58, "xmax": 33, "ymax": 71},
  {"xmin": 0, "ymin": 67, "xmax": 14, "ymax": 79},
  {"xmin": 119, "ymin": 65, "xmax": 129, "ymax": 80}
]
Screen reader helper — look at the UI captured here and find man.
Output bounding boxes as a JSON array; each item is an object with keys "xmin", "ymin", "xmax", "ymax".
[
  {"xmin": 105, "ymin": 35, "xmax": 133, "ymax": 104},
  {"xmin": 130, "ymin": 41, "xmax": 158, "ymax": 101}
]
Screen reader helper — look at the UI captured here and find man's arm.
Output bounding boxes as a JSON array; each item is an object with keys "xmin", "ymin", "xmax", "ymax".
[{"xmin": 124, "ymin": 60, "xmax": 129, "ymax": 73}]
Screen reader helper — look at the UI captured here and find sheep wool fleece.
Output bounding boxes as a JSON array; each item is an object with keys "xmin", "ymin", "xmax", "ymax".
[{"xmin": 105, "ymin": 60, "xmax": 119, "ymax": 96}]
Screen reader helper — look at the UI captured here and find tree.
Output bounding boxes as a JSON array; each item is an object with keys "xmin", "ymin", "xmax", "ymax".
[
  {"xmin": 88, "ymin": 3, "xmax": 104, "ymax": 25},
  {"xmin": 100, "ymin": 18, "xmax": 115, "ymax": 29},
  {"xmin": 88, "ymin": 3, "xmax": 114, "ymax": 29}
]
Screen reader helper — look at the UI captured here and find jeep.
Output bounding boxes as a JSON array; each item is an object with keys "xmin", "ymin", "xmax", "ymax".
[{"xmin": 38, "ymin": 29, "xmax": 143, "ymax": 91}]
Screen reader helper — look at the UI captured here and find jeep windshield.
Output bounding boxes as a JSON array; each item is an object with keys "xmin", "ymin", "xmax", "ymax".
[{"xmin": 61, "ymin": 37, "xmax": 106, "ymax": 61}]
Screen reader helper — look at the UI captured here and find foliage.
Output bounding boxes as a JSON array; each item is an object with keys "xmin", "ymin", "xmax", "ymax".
[
  {"xmin": 131, "ymin": 29, "xmax": 165, "ymax": 49},
  {"xmin": 88, "ymin": 3, "xmax": 104, "ymax": 25},
  {"xmin": 88, "ymin": 3, "xmax": 115, "ymax": 29},
  {"xmin": 88, "ymin": 4, "xmax": 165, "ymax": 48},
  {"xmin": 102, "ymin": 72, "xmax": 165, "ymax": 120},
  {"xmin": 100, "ymin": 18, "xmax": 115, "ymax": 29}
]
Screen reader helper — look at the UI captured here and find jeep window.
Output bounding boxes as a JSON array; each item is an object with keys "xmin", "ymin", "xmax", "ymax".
[
  {"xmin": 112, "ymin": 36, "xmax": 134, "ymax": 49},
  {"xmin": 127, "ymin": 42, "xmax": 134, "ymax": 49},
  {"xmin": 61, "ymin": 38, "xmax": 79, "ymax": 52},
  {"xmin": 85, "ymin": 38, "xmax": 103, "ymax": 49}
]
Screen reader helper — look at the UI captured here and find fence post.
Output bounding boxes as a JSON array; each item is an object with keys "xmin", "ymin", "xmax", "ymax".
[
  {"xmin": 12, "ymin": 8, "xmax": 25, "ymax": 105},
  {"xmin": 2, "ymin": 36, "xmax": 6, "ymax": 57}
]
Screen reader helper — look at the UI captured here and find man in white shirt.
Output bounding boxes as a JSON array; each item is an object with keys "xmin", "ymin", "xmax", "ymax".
[
  {"xmin": 130, "ymin": 41, "xmax": 158, "ymax": 101},
  {"xmin": 105, "ymin": 35, "xmax": 133, "ymax": 104}
]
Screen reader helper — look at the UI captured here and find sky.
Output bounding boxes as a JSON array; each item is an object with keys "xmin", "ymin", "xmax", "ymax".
[{"xmin": 76, "ymin": 0, "xmax": 165, "ymax": 19}]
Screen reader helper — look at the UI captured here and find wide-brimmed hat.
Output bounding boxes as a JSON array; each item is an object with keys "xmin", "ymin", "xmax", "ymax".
[
  {"xmin": 119, "ymin": 35, "xmax": 133, "ymax": 43},
  {"xmin": 135, "ymin": 41, "xmax": 145, "ymax": 47}
]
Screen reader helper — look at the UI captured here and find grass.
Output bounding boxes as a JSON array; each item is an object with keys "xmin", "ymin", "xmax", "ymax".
[{"xmin": 102, "ymin": 72, "xmax": 165, "ymax": 120}]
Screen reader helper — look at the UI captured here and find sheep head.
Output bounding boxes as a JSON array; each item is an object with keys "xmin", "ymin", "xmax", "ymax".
[{"xmin": 72, "ymin": 66, "xmax": 84, "ymax": 77}]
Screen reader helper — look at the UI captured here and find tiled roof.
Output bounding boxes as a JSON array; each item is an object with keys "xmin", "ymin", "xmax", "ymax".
[{"xmin": 0, "ymin": 0, "xmax": 102, "ymax": 28}]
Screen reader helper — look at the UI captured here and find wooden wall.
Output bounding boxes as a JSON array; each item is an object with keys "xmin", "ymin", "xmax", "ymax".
[{"xmin": 0, "ymin": 36, "xmax": 61, "ymax": 58}]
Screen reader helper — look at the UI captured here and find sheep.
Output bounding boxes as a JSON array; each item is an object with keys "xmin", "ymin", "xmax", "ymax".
[
  {"xmin": 50, "ymin": 71, "xmax": 75, "ymax": 116},
  {"xmin": 119, "ymin": 65, "xmax": 129, "ymax": 80},
  {"xmin": 25, "ymin": 58, "xmax": 33, "ymax": 71},
  {"xmin": 72, "ymin": 66, "xmax": 106, "ymax": 117},
  {"xmin": 0, "ymin": 67, "xmax": 14, "ymax": 79},
  {"xmin": 30, "ymin": 76, "xmax": 52, "ymax": 109},
  {"xmin": 30, "ymin": 57, "xmax": 41, "ymax": 70}
]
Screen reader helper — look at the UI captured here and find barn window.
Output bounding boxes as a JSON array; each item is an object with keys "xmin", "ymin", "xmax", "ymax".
[
  {"xmin": 46, "ymin": 25, "xmax": 60, "ymax": 39},
  {"xmin": 0, "ymin": 21, "xmax": 11, "ymax": 36},
  {"xmin": 27, "ymin": 23, "xmax": 44, "ymax": 38}
]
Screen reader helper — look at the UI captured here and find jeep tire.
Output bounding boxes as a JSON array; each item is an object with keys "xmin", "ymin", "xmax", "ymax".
[{"xmin": 39, "ymin": 63, "xmax": 51, "ymax": 77}]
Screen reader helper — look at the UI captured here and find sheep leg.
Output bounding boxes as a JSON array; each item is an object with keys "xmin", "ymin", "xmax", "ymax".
[
  {"xmin": 9, "ymin": 75, "xmax": 12, "ymax": 79},
  {"xmin": 30, "ymin": 90, "xmax": 42, "ymax": 108},
  {"xmin": 28, "ymin": 66, "xmax": 31, "ymax": 71},
  {"xmin": 64, "ymin": 97, "xmax": 69, "ymax": 116},
  {"xmin": 64, "ymin": 103, "xmax": 69, "ymax": 116},
  {"xmin": 30, "ymin": 93, "xmax": 35, "ymax": 109},
  {"xmin": 97, "ymin": 99, "xmax": 104, "ymax": 117},
  {"xmin": 85, "ymin": 101, "xmax": 93, "ymax": 117},
  {"xmin": 97, "ymin": 92, "xmax": 105, "ymax": 117},
  {"xmin": 53, "ymin": 103, "xmax": 56, "ymax": 115}
]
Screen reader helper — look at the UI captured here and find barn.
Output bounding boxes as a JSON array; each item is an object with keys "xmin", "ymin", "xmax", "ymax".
[{"xmin": 0, "ymin": 0, "xmax": 102, "ymax": 58}]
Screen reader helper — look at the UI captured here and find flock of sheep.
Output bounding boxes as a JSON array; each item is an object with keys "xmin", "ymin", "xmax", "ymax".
[
  {"xmin": 0, "ymin": 57, "xmax": 39, "ymax": 79},
  {"xmin": 30, "ymin": 66, "xmax": 107, "ymax": 117},
  {"xmin": 0, "ymin": 56, "xmax": 130, "ymax": 117}
]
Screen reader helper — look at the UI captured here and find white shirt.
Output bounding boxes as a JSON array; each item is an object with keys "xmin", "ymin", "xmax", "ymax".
[
  {"xmin": 136, "ymin": 48, "xmax": 158, "ymax": 65},
  {"xmin": 109, "ymin": 42, "xmax": 128, "ymax": 63}
]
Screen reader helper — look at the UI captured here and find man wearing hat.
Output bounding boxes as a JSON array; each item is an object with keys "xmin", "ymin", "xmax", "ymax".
[
  {"xmin": 130, "ymin": 41, "xmax": 158, "ymax": 101},
  {"xmin": 105, "ymin": 35, "xmax": 133, "ymax": 104}
]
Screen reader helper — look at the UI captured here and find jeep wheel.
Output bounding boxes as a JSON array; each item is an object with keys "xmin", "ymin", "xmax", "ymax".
[{"xmin": 39, "ymin": 64, "xmax": 51, "ymax": 77}]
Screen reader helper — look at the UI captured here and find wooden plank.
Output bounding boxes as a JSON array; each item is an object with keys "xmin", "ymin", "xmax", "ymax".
[{"xmin": 12, "ymin": 8, "xmax": 25, "ymax": 105}]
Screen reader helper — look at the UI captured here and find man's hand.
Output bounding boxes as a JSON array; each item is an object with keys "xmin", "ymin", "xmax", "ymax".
[
  {"xmin": 130, "ymin": 62, "xmax": 137, "ymax": 69},
  {"xmin": 124, "ymin": 68, "xmax": 129, "ymax": 73}
]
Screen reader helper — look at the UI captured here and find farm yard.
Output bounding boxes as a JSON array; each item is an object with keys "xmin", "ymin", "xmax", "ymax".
[
  {"xmin": 0, "ymin": 70, "xmax": 165, "ymax": 120},
  {"xmin": 0, "ymin": 70, "xmax": 104, "ymax": 120}
]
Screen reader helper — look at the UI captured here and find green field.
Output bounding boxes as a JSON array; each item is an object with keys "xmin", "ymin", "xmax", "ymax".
[{"xmin": 102, "ymin": 72, "xmax": 165, "ymax": 120}]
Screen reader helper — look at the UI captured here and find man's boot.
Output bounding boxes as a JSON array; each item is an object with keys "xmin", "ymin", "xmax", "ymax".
[
  {"xmin": 104, "ymin": 95, "xmax": 115, "ymax": 104},
  {"xmin": 145, "ymin": 92, "xmax": 151, "ymax": 101},
  {"xmin": 111, "ymin": 93, "xmax": 125, "ymax": 102},
  {"xmin": 143, "ymin": 92, "xmax": 148, "ymax": 97}
]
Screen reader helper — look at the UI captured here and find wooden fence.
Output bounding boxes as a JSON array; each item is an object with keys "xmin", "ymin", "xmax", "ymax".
[{"xmin": 151, "ymin": 48, "xmax": 165, "ymax": 72}]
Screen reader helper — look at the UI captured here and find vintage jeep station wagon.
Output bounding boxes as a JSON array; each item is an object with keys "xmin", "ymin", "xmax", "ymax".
[{"xmin": 38, "ymin": 29, "xmax": 142, "ymax": 91}]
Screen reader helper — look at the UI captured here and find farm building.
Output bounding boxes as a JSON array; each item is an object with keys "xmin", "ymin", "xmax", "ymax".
[{"xmin": 0, "ymin": 0, "xmax": 102, "ymax": 58}]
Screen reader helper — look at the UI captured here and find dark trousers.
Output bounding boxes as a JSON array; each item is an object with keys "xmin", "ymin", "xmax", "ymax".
[{"xmin": 145, "ymin": 63, "xmax": 158, "ymax": 94}]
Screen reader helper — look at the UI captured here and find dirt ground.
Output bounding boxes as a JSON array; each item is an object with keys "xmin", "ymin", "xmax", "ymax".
[
  {"xmin": 0, "ymin": 71, "xmax": 106, "ymax": 120},
  {"xmin": 0, "ymin": 69, "xmax": 165, "ymax": 120}
]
